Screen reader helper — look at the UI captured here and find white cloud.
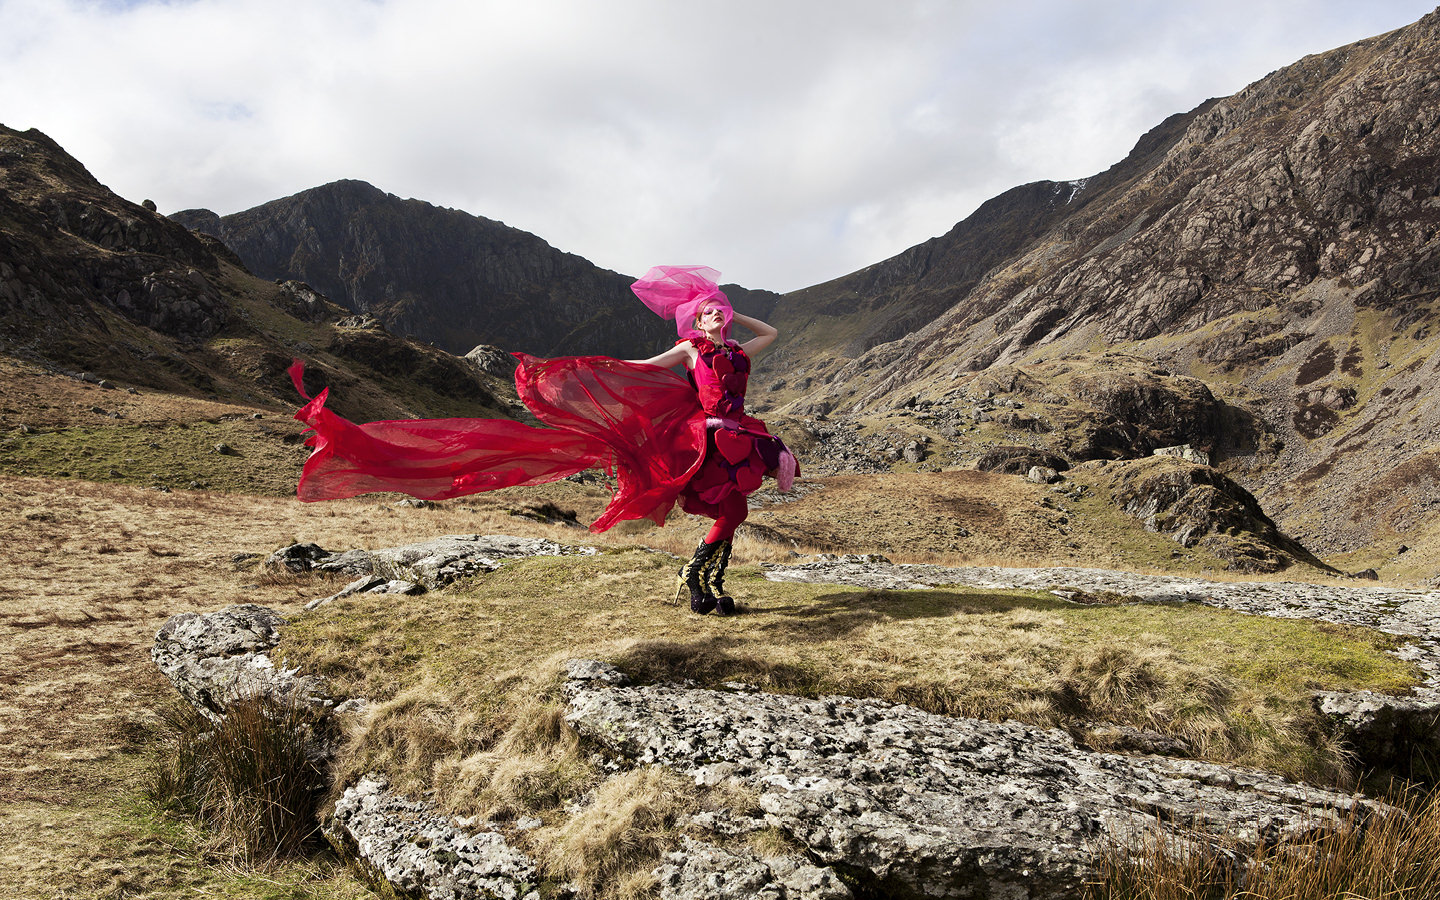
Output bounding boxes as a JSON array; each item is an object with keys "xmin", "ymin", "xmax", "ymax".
[{"xmin": 0, "ymin": 0, "xmax": 1434, "ymax": 292}]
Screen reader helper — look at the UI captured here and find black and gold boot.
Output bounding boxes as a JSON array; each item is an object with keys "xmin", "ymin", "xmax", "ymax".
[
  {"xmin": 707, "ymin": 540, "xmax": 736, "ymax": 616},
  {"xmin": 675, "ymin": 539, "xmax": 722, "ymax": 614}
]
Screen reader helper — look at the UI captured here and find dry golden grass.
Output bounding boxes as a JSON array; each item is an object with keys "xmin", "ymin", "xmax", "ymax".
[
  {"xmin": 539, "ymin": 767, "xmax": 695, "ymax": 898},
  {"xmin": 0, "ymin": 472, "xmax": 610, "ymax": 898},
  {"xmin": 1088, "ymin": 789, "xmax": 1440, "ymax": 899}
]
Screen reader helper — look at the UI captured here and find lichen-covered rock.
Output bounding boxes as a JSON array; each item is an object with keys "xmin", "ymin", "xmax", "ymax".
[
  {"xmin": 1313, "ymin": 690, "xmax": 1440, "ymax": 771},
  {"xmin": 566, "ymin": 671, "xmax": 1376, "ymax": 899},
  {"xmin": 328, "ymin": 776, "xmax": 540, "ymax": 900},
  {"xmin": 653, "ymin": 837, "xmax": 852, "ymax": 900},
  {"xmin": 151, "ymin": 604, "xmax": 332, "ymax": 721}
]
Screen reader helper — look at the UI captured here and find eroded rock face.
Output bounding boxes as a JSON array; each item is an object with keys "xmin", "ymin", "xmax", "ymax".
[
  {"xmin": 564, "ymin": 663, "xmax": 1374, "ymax": 900},
  {"xmin": 1, "ymin": 126, "xmax": 228, "ymax": 346}
]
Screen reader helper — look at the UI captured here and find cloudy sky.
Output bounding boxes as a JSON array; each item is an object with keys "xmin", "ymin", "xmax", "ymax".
[{"xmin": 1, "ymin": 0, "xmax": 1435, "ymax": 292}]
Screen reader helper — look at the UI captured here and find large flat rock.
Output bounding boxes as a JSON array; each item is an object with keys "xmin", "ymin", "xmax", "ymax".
[{"xmin": 565, "ymin": 664, "xmax": 1373, "ymax": 900}]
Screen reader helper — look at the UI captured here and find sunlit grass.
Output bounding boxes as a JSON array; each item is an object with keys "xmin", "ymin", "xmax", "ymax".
[{"xmin": 1087, "ymin": 789, "xmax": 1440, "ymax": 900}]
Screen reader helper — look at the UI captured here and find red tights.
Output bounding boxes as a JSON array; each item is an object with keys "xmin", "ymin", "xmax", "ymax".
[{"xmin": 704, "ymin": 492, "xmax": 748, "ymax": 544}]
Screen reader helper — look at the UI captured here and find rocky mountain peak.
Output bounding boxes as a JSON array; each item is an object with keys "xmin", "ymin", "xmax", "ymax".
[{"xmin": 171, "ymin": 181, "xmax": 674, "ymax": 359}]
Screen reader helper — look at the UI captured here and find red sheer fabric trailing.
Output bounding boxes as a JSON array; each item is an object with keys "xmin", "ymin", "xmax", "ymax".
[
  {"xmin": 290, "ymin": 339, "xmax": 796, "ymax": 533},
  {"xmin": 289, "ymin": 356, "xmax": 707, "ymax": 533},
  {"xmin": 513, "ymin": 354, "xmax": 708, "ymax": 531}
]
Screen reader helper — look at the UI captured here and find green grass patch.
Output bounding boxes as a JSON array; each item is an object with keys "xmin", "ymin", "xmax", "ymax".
[{"xmin": 0, "ymin": 419, "xmax": 308, "ymax": 495}]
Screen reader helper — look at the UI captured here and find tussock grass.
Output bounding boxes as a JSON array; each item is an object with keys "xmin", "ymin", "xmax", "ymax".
[
  {"xmin": 432, "ymin": 696, "xmax": 593, "ymax": 821},
  {"xmin": 148, "ymin": 695, "xmax": 329, "ymax": 863},
  {"xmin": 538, "ymin": 767, "xmax": 696, "ymax": 898},
  {"xmin": 1088, "ymin": 790, "xmax": 1440, "ymax": 900}
]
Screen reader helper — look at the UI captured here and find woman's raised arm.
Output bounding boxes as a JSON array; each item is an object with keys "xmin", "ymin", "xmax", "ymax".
[{"xmin": 732, "ymin": 312, "xmax": 778, "ymax": 356}]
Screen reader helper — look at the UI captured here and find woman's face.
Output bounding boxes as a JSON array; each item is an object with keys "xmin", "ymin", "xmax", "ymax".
[{"xmin": 697, "ymin": 304, "xmax": 726, "ymax": 333}]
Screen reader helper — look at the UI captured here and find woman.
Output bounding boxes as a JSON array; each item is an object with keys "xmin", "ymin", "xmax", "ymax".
[{"xmin": 289, "ymin": 265, "xmax": 796, "ymax": 617}]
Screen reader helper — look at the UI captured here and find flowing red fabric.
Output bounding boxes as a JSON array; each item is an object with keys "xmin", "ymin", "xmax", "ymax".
[{"xmin": 289, "ymin": 355, "xmax": 707, "ymax": 533}]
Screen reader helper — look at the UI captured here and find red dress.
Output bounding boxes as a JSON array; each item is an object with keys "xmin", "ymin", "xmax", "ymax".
[
  {"xmin": 289, "ymin": 346, "xmax": 794, "ymax": 533},
  {"xmin": 677, "ymin": 338, "xmax": 794, "ymax": 519}
]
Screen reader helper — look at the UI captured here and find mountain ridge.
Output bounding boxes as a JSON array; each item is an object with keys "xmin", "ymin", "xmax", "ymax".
[
  {"xmin": 171, "ymin": 181, "xmax": 782, "ymax": 360},
  {"xmin": 764, "ymin": 9, "xmax": 1440, "ymax": 557}
]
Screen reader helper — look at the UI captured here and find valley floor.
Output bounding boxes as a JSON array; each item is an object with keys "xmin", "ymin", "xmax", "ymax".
[{"xmin": 0, "ymin": 473, "xmax": 1427, "ymax": 898}]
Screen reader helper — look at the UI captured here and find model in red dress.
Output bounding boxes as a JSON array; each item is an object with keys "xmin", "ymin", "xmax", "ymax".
[{"xmin": 289, "ymin": 265, "xmax": 796, "ymax": 616}]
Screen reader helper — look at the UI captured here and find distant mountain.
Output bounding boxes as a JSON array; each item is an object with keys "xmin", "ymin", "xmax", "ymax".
[
  {"xmin": 171, "ymin": 182, "xmax": 780, "ymax": 359},
  {"xmin": 766, "ymin": 8, "xmax": 1440, "ymax": 555},
  {"xmin": 0, "ymin": 124, "xmax": 512, "ymax": 423}
]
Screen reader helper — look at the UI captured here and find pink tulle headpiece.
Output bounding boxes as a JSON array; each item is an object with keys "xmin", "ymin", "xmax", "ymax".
[{"xmin": 631, "ymin": 265, "xmax": 732, "ymax": 341}]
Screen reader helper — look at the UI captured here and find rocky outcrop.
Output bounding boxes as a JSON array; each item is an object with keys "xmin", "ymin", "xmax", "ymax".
[
  {"xmin": 564, "ymin": 661, "xmax": 1376, "ymax": 900},
  {"xmin": 975, "ymin": 445, "xmax": 1071, "ymax": 476},
  {"xmin": 466, "ymin": 344, "xmax": 519, "ymax": 378},
  {"xmin": 1, "ymin": 125, "xmax": 229, "ymax": 347},
  {"xmin": 154, "ymin": 539, "xmax": 1437, "ymax": 898},
  {"xmin": 152, "ymin": 601, "xmax": 544, "ymax": 900},
  {"xmin": 151, "ymin": 604, "xmax": 336, "ymax": 722},
  {"xmin": 1111, "ymin": 457, "xmax": 1329, "ymax": 572},
  {"xmin": 266, "ymin": 534, "xmax": 598, "ymax": 590}
]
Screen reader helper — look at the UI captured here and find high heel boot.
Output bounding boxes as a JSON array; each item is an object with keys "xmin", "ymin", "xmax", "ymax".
[
  {"xmin": 707, "ymin": 540, "xmax": 736, "ymax": 616},
  {"xmin": 675, "ymin": 539, "xmax": 722, "ymax": 614}
]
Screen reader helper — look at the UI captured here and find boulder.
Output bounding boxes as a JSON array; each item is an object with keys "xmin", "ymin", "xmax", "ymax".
[
  {"xmin": 465, "ymin": 343, "xmax": 519, "ymax": 378},
  {"xmin": 151, "ymin": 604, "xmax": 333, "ymax": 721},
  {"xmin": 1027, "ymin": 465, "xmax": 1061, "ymax": 484},
  {"xmin": 1152, "ymin": 444, "xmax": 1212, "ymax": 466}
]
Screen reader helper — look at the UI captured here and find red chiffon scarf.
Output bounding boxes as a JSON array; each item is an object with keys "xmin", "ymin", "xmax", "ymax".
[{"xmin": 289, "ymin": 354, "xmax": 708, "ymax": 533}]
